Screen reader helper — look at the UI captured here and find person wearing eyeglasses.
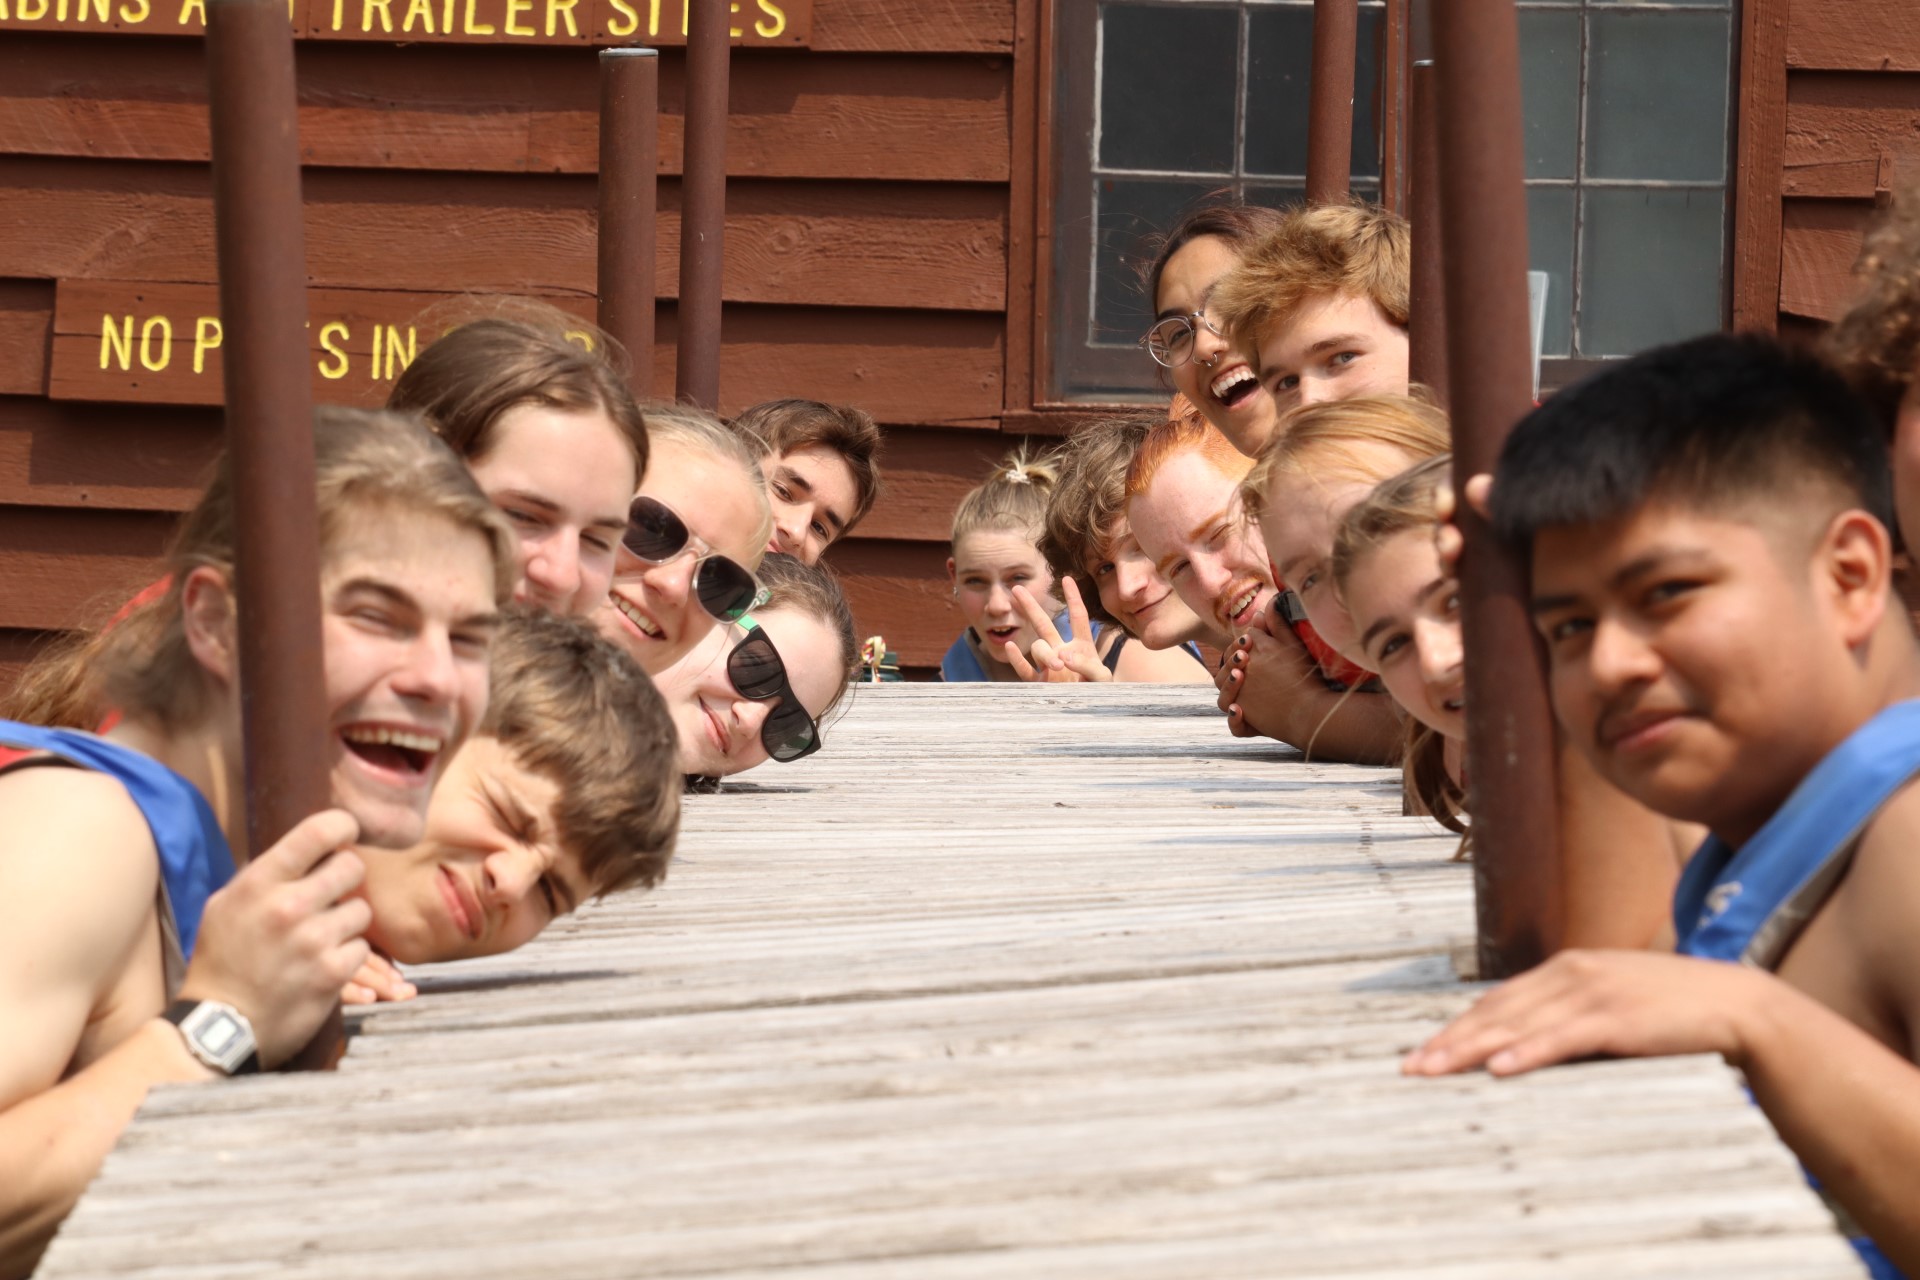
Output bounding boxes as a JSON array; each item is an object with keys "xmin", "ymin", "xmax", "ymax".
[
  {"xmin": 597, "ymin": 406, "xmax": 775, "ymax": 676},
  {"xmin": 651, "ymin": 554, "xmax": 860, "ymax": 782}
]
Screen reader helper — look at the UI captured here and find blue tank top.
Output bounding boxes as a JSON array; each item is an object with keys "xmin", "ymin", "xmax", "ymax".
[
  {"xmin": 0, "ymin": 720, "xmax": 235, "ymax": 961},
  {"xmin": 1673, "ymin": 699, "xmax": 1920, "ymax": 1280}
]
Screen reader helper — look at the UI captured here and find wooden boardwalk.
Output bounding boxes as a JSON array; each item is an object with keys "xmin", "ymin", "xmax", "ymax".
[{"xmin": 41, "ymin": 685, "xmax": 1863, "ymax": 1279}]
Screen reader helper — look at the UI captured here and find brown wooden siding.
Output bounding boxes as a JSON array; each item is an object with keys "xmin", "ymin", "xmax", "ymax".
[
  {"xmin": 0, "ymin": 4, "xmax": 1020, "ymax": 682},
  {"xmin": 1767, "ymin": 0, "xmax": 1920, "ymax": 328}
]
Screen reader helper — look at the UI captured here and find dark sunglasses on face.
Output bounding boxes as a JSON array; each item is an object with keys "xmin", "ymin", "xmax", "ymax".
[
  {"xmin": 727, "ymin": 615, "xmax": 821, "ymax": 763},
  {"xmin": 623, "ymin": 496, "xmax": 765, "ymax": 623}
]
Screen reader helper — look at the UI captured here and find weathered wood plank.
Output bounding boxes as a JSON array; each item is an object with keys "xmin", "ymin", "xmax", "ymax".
[
  {"xmin": 0, "ymin": 280, "xmax": 52, "ymax": 396},
  {"xmin": 0, "ymin": 158, "xmax": 1008, "ymax": 311},
  {"xmin": 1787, "ymin": 0, "xmax": 1920, "ymax": 71},
  {"xmin": 1783, "ymin": 72, "xmax": 1920, "ymax": 199},
  {"xmin": 37, "ymin": 685, "xmax": 1865, "ymax": 1280},
  {"xmin": 0, "ymin": 38, "xmax": 1011, "ymax": 182},
  {"xmin": 0, "ymin": 504, "xmax": 175, "ymax": 629},
  {"xmin": 1779, "ymin": 198, "xmax": 1876, "ymax": 321}
]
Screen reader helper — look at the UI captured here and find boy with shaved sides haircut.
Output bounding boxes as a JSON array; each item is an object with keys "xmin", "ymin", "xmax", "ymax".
[
  {"xmin": 1406, "ymin": 334, "xmax": 1920, "ymax": 1277},
  {"xmin": 1208, "ymin": 202, "xmax": 1412, "ymax": 452}
]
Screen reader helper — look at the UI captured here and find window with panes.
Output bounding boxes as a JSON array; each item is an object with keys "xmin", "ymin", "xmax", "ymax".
[{"xmin": 1047, "ymin": 0, "xmax": 1736, "ymax": 403}]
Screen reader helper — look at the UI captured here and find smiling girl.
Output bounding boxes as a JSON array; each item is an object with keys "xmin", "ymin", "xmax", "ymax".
[
  {"xmin": 388, "ymin": 306, "xmax": 646, "ymax": 618},
  {"xmin": 597, "ymin": 405, "xmax": 775, "ymax": 677},
  {"xmin": 653, "ymin": 553, "xmax": 859, "ymax": 782}
]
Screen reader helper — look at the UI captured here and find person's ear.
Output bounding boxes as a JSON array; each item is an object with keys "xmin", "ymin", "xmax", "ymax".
[
  {"xmin": 1823, "ymin": 509, "xmax": 1893, "ymax": 648},
  {"xmin": 946, "ymin": 557, "xmax": 957, "ymax": 594},
  {"xmin": 180, "ymin": 565, "xmax": 239, "ymax": 687}
]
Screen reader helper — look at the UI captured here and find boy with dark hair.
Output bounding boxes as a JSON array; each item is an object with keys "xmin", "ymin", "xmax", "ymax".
[
  {"xmin": 730, "ymin": 399, "xmax": 884, "ymax": 565},
  {"xmin": 1405, "ymin": 333, "xmax": 1920, "ymax": 1277}
]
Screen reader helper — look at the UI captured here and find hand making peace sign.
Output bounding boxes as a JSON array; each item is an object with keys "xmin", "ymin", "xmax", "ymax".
[{"xmin": 1001, "ymin": 576, "xmax": 1113, "ymax": 683}]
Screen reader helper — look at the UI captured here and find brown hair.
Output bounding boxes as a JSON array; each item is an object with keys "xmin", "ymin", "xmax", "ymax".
[
  {"xmin": 756, "ymin": 552, "xmax": 859, "ymax": 722},
  {"xmin": 1209, "ymin": 202, "xmax": 1411, "ymax": 364},
  {"xmin": 641, "ymin": 401, "xmax": 776, "ymax": 560},
  {"xmin": 387, "ymin": 300, "xmax": 647, "ymax": 478},
  {"xmin": 1039, "ymin": 412, "xmax": 1164, "ymax": 625},
  {"xmin": 1125, "ymin": 401, "xmax": 1252, "ymax": 500},
  {"xmin": 1826, "ymin": 180, "xmax": 1920, "ymax": 433},
  {"xmin": 8, "ymin": 407, "xmax": 515, "ymax": 733},
  {"xmin": 1144, "ymin": 200, "xmax": 1291, "ymax": 314},
  {"xmin": 731, "ymin": 398, "xmax": 885, "ymax": 532},
  {"xmin": 1330, "ymin": 455, "xmax": 1467, "ymax": 841},
  {"xmin": 1241, "ymin": 394, "xmax": 1451, "ymax": 523},
  {"xmin": 482, "ymin": 608, "xmax": 679, "ymax": 896},
  {"xmin": 952, "ymin": 449, "xmax": 1062, "ymax": 547}
]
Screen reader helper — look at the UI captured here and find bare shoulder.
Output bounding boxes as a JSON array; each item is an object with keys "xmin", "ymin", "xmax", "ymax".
[
  {"xmin": 0, "ymin": 765, "xmax": 162, "ymax": 1107},
  {"xmin": 1835, "ymin": 776, "xmax": 1920, "ymax": 1045}
]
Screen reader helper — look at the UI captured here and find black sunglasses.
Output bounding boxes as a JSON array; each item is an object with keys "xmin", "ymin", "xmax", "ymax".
[
  {"xmin": 728, "ymin": 616, "xmax": 821, "ymax": 763},
  {"xmin": 623, "ymin": 496, "xmax": 764, "ymax": 623}
]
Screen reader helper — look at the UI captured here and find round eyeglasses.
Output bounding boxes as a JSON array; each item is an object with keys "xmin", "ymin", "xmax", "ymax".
[{"xmin": 1140, "ymin": 310, "xmax": 1224, "ymax": 370}]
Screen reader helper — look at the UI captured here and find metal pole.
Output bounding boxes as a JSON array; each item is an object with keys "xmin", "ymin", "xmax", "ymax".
[
  {"xmin": 675, "ymin": 0, "xmax": 729, "ymax": 408},
  {"xmin": 1306, "ymin": 0, "xmax": 1359, "ymax": 205},
  {"xmin": 1431, "ymin": 0, "xmax": 1562, "ymax": 978},
  {"xmin": 205, "ymin": 0, "xmax": 342, "ymax": 1067},
  {"xmin": 1407, "ymin": 3, "xmax": 1447, "ymax": 401},
  {"xmin": 598, "ymin": 48, "xmax": 659, "ymax": 397}
]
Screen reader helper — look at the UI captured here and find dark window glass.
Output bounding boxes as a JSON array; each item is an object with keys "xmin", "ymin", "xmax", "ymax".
[
  {"xmin": 1098, "ymin": 5, "xmax": 1240, "ymax": 173},
  {"xmin": 1245, "ymin": 5, "xmax": 1383, "ymax": 179},
  {"xmin": 1092, "ymin": 177, "xmax": 1224, "ymax": 342}
]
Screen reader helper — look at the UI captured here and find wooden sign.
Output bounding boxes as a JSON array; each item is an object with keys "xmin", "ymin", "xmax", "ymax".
[
  {"xmin": 49, "ymin": 280, "xmax": 599, "ymax": 407},
  {"xmin": 0, "ymin": 0, "xmax": 807, "ymax": 43}
]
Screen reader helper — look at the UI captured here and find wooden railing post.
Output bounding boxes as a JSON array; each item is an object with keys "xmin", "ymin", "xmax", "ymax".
[
  {"xmin": 1431, "ymin": 0, "xmax": 1563, "ymax": 978},
  {"xmin": 675, "ymin": 0, "xmax": 729, "ymax": 409},
  {"xmin": 204, "ymin": 0, "xmax": 342, "ymax": 1066},
  {"xmin": 1306, "ymin": 0, "xmax": 1360, "ymax": 204},
  {"xmin": 598, "ymin": 48, "xmax": 660, "ymax": 397},
  {"xmin": 1407, "ymin": 1, "xmax": 1448, "ymax": 401}
]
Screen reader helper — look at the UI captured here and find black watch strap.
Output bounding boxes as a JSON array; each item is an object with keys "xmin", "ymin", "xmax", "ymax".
[{"xmin": 163, "ymin": 999, "xmax": 262, "ymax": 1076}]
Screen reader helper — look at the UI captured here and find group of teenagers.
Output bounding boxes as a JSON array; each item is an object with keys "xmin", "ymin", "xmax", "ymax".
[
  {"xmin": 0, "ymin": 301, "xmax": 891, "ymax": 1274},
  {"xmin": 9, "ymin": 178, "xmax": 1920, "ymax": 1278},
  {"xmin": 941, "ymin": 192, "xmax": 1920, "ymax": 1276}
]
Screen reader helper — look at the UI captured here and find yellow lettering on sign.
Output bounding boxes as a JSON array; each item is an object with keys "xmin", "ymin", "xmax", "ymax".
[
  {"xmin": 139, "ymin": 316, "xmax": 173, "ymax": 372},
  {"xmin": 728, "ymin": 0, "xmax": 740, "ymax": 38},
  {"xmin": 118, "ymin": 0, "xmax": 149, "ymax": 20},
  {"xmin": 100, "ymin": 315, "xmax": 134, "ymax": 372},
  {"xmin": 369, "ymin": 325, "xmax": 383, "ymax": 383},
  {"xmin": 503, "ymin": 0, "xmax": 530, "ymax": 34},
  {"xmin": 401, "ymin": 0, "xmax": 433, "ymax": 33},
  {"xmin": 17, "ymin": 0, "xmax": 47, "ymax": 20},
  {"xmin": 79, "ymin": 0, "xmax": 110, "ymax": 21},
  {"xmin": 678, "ymin": 0, "xmax": 686, "ymax": 36},
  {"xmin": 192, "ymin": 316, "xmax": 222, "ymax": 374},
  {"xmin": 317, "ymin": 322, "xmax": 350, "ymax": 380},
  {"xmin": 603, "ymin": 0, "xmax": 635, "ymax": 34},
  {"xmin": 440, "ymin": 0, "xmax": 453, "ymax": 32},
  {"xmin": 361, "ymin": 0, "xmax": 392, "ymax": 33},
  {"xmin": 461, "ymin": 0, "xmax": 492, "ymax": 33},
  {"xmin": 54, "ymin": 0, "xmax": 68, "ymax": 22},
  {"xmin": 175, "ymin": 0, "xmax": 202, "ymax": 24},
  {"xmin": 752, "ymin": 0, "xmax": 782, "ymax": 38},
  {"xmin": 0, "ymin": 0, "xmax": 10, "ymax": 21},
  {"xmin": 381, "ymin": 325, "xmax": 416, "ymax": 379},
  {"xmin": 328, "ymin": 0, "xmax": 343, "ymax": 28},
  {"xmin": 542, "ymin": 0, "xmax": 574, "ymax": 37},
  {"xmin": 562, "ymin": 329, "xmax": 596, "ymax": 352}
]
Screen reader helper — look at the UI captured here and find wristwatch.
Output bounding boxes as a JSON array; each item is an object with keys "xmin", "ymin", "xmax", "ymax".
[{"xmin": 163, "ymin": 999, "xmax": 261, "ymax": 1076}]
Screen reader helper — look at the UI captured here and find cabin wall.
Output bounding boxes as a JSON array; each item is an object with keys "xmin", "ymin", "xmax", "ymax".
[
  {"xmin": 1754, "ymin": 0, "xmax": 1920, "ymax": 332},
  {"xmin": 0, "ymin": 1, "xmax": 1018, "ymax": 685}
]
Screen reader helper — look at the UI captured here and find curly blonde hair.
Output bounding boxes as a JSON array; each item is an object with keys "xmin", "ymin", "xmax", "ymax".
[{"xmin": 1826, "ymin": 181, "xmax": 1920, "ymax": 432}]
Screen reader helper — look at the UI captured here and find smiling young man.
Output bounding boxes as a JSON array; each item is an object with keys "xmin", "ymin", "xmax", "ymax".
[
  {"xmin": 1125, "ymin": 411, "xmax": 1400, "ymax": 761},
  {"xmin": 1208, "ymin": 202, "xmax": 1411, "ymax": 444},
  {"xmin": 1405, "ymin": 335, "xmax": 1920, "ymax": 1278},
  {"xmin": 349, "ymin": 609, "xmax": 678, "ymax": 988},
  {"xmin": 0, "ymin": 409, "xmax": 514, "ymax": 1277},
  {"xmin": 731, "ymin": 399, "xmax": 883, "ymax": 565}
]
